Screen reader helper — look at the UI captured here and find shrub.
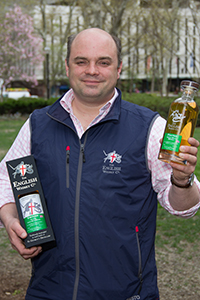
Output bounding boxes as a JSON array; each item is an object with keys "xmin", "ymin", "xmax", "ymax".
[
  {"xmin": 122, "ymin": 92, "xmax": 200, "ymax": 127},
  {"xmin": 0, "ymin": 94, "xmax": 200, "ymax": 127},
  {"xmin": 0, "ymin": 97, "xmax": 55, "ymax": 115}
]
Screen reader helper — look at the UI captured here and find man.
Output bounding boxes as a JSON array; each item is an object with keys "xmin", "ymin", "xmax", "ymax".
[{"xmin": 0, "ymin": 28, "xmax": 200, "ymax": 300}]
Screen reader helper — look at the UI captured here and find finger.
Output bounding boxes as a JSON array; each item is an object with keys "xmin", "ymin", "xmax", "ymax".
[
  {"xmin": 8, "ymin": 220, "xmax": 42, "ymax": 259},
  {"xmin": 11, "ymin": 221, "xmax": 27, "ymax": 240},
  {"xmin": 7, "ymin": 220, "xmax": 27, "ymax": 246},
  {"xmin": 170, "ymin": 161, "xmax": 195, "ymax": 175},
  {"xmin": 169, "ymin": 153, "xmax": 196, "ymax": 178},
  {"xmin": 11, "ymin": 235, "xmax": 42, "ymax": 260},
  {"xmin": 179, "ymin": 152, "xmax": 197, "ymax": 167},
  {"xmin": 188, "ymin": 137, "xmax": 200, "ymax": 147},
  {"xmin": 180, "ymin": 145, "xmax": 198, "ymax": 156},
  {"xmin": 21, "ymin": 246, "xmax": 43, "ymax": 260}
]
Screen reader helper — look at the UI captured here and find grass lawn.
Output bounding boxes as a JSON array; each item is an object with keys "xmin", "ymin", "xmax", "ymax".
[
  {"xmin": 0, "ymin": 115, "xmax": 28, "ymax": 161},
  {"xmin": 156, "ymin": 128, "xmax": 200, "ymax": 250},
  {"xmin": 0, "ymin": 116, "xmax": 200, "ymax": 252}
]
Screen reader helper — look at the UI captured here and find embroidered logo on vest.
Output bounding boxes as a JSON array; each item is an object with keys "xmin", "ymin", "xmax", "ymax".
[{"xmin": 102, "ymin": 150, "xmax": 122, "ymax": 174}]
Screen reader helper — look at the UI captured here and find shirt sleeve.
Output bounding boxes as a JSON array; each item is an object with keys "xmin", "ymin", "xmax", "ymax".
[
  {"xmin": 0, "ymin": 118, "xmax": 31, "ymax": 227},
  {"xmin": 147, "ymin": 116, "xmax": 200, "ymax": 218}
]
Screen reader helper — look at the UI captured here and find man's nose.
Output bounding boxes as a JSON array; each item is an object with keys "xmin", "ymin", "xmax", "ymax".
[{"xmin": 85, "ymin": 62, "xmax": 99, "ymax": 75}]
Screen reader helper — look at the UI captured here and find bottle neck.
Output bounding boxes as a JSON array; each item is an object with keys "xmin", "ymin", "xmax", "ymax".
[{"xmin": 182, "ymin": 89, "xmax": 196, "ymax": 101}]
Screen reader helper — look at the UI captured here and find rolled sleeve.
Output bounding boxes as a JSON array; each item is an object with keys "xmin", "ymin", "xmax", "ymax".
[
  {"xmin": 148, "ymin": 116, "xmax": 200, "ymax": 218},
  {"xmin": 157, "ymin": 176, "xmax": 200, "ymax": 218}
]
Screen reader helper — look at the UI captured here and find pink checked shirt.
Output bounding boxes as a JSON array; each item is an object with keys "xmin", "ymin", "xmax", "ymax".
[{"xmin": 0, "ymin": 88, "xmax": 200, "ymax": 226}]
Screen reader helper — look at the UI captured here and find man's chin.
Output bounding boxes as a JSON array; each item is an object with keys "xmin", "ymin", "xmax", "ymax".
[{"xmin": 81, "ymin": 88, "xmax": 102, "ymax": 98}]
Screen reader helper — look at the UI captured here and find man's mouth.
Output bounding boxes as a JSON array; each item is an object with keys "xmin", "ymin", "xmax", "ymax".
[{"xmin": 83, "ymin": 80, "xmax": 101, "ymax": 85}]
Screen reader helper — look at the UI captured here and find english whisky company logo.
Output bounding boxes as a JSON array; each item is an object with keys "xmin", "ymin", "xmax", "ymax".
[
  {"xmin": 103, "ymin": 150, "xmax": 122, "ymax": 163},
  {"xmin": 8, "ymin": 161, "xmax": 34, "ymax": 178},
  {"xmin": 102, "ymin": 150, "xmax": 122, "ymax": 174},
  {"xmin": 170, "ymin": 110, "xmax": 186, "ymax": 123},
  {"xmin": 20, "ymin": 198, "xmax": 43, "ymax": 218}
]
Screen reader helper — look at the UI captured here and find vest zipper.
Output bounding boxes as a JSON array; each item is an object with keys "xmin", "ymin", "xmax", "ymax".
[
  {"xmin": 66, "ymin": 146, "xmax": 70, "ymax": 188},
  {"xmin": 135, "ymin": 226, "xmax": 143, "ymax": 295},
  {"xmin": 80, "ymin": 144, "xmax": 86, "ymax": 163},
  {"xmin": 72, "ymin": 132, "xmax": 88, "ymax": 300}
]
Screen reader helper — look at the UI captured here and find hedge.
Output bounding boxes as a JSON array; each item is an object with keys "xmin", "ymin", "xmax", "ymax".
[
  {"xmin": 0, "ymin": 97, "xmax": 55, "ymax": 115},
  {"xmin": 0, "ymin": 93, "xmax": 200, "ymax": 126},
  {"xmin": 122, "ymin": 92, "xmax": 200, "ymax": 127}
]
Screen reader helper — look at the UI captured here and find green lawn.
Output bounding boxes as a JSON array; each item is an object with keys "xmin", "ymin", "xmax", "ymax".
[
  {"xmin": 156, "ymin": 127, "xmax": 200, "ymax": 250},
  {"xmin": 0, "ymin": 115, "xmax": 28, "ymax": 161},
  {"xmin": 0, "ymin": 116, "xmax": 200, "ymax": 251}
]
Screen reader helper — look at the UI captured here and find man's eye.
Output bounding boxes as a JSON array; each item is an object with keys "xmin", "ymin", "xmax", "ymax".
[
  {"xmin": 99, "ymin": 61, "xmax": 110, "ymax": 66},
  {"xmin": 76, "ymin": 61, "xmax": 86, "ymax": 65}
]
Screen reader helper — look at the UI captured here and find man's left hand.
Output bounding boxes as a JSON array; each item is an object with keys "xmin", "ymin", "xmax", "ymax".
[{"xmin": 170, "ymin": 137, "xmax": 199, "ymax": 183}]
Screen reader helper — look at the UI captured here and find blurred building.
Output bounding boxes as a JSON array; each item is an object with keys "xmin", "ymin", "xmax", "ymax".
[{"xmin": 5, "ymin": 0, "xmax": 200, "ymax": 95}]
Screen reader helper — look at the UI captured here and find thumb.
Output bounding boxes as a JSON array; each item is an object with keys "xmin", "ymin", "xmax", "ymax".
[{"xmin": 10, "ymin": 220, "xmax": 27, "ymax": 240}]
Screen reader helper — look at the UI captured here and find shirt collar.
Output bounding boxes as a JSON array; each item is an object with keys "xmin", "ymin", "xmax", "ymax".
[{"xmin": 60, "ymin": 88, "xmax": 119, "ymax": 115}]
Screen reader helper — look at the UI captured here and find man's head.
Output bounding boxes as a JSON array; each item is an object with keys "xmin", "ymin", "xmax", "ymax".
[
  {"xmin": 66, "ymin": 29, "xmax": 122, "ymax": 68},
  {"xmin": 65, "ymin": 28, "xmax": 123, "ymax": 105}
]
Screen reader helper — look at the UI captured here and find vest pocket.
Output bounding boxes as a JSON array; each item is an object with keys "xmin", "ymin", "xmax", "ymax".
[
  {"xmin": 126, "ymin": 227, "xmax": 143, "ymax": 300},
  {"xmin": 135, "ymin": 226, "xmax": 143, "ymax": 295}
]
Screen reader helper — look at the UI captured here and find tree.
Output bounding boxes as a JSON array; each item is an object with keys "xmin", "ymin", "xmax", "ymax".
[
  {"xmin": 0, "ymin": 5, "xmax": 44, "ymax": 100},
  {"xmin": 33, "ymin": 0, "xmax": 78, "ymax": 95}
]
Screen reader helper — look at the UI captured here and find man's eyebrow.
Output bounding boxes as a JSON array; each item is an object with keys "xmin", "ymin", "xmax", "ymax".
[
  {"xmin": 73, "ymin": 56, "xmax": 113, "ymax": 61},
  {"xmin": 98, "ymin": 56, "xmax": 113, "ymax": 61},
  {"xmin": 74, "ymin": 56, "xmax": 87, "ymax": 61}
]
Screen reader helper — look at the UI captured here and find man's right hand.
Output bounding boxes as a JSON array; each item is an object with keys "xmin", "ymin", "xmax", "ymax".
[{"xmin": 0, "ymin": 203, "xmax": 42, "ymax": 260}]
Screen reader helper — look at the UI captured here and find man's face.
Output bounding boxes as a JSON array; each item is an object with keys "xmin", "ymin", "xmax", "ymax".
[{"xmin": 65, "ymin": 29, "xmax": 122, "ymax": 106}]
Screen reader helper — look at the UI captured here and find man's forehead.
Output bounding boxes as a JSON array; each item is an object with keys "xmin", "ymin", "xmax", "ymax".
[
  {"xmin": 68, "ymin": 29, "xmax": 119, "ymax": 63},
  {"xmin": 74, "ymin": 28, "xmax": 113, "ymax": 42},
  {"xmin": 72, "ymin": 30, "xmax": 115, "ymax": 51},
  {"xmin": 70, "ymin": 38, "xmax": 117, "ymax": 60}
]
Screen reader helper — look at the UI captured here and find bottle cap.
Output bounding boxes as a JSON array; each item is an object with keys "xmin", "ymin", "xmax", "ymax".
[{"xmin": 181, "ymin": 80, "xmax": 199, "ymax": 91}]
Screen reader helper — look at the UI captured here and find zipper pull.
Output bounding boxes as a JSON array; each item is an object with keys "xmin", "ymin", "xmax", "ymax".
[{"xmin": 81, "ymin": 144, "xmax": 86, "ymax": 163}]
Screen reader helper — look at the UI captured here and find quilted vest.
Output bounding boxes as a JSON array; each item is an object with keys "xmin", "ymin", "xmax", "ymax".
[{"xmin": 26, "ymin": 89, "xmax": 159, "ymax": 300}]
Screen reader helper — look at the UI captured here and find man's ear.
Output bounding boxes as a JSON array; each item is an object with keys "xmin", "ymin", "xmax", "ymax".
[
  {"xmin": 117, "ymin": 61, "xmax": 122, "ymax": 79},
  {"xmin": 65, "ymin": 59, "xmax": 69, "ymax": 77}
]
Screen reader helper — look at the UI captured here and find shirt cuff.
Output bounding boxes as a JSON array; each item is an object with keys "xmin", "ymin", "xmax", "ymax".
[{"xmin": 158, "ymin": 177, "xmax": 200, "ymax": 218}]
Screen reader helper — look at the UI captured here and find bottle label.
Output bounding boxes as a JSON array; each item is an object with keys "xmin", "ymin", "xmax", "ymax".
[
  {"xmin": 161, "ymin": 133, "xmax": 182, "ymax": 152},
  {"xmin": 19, "ymin": 193, "xmax": 47, "ymax": 233}
]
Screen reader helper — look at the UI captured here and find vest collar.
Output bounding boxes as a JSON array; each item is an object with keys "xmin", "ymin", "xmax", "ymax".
[{"xmin": 47, "ymin": 88, "xmax": 122, "ymax": 128}]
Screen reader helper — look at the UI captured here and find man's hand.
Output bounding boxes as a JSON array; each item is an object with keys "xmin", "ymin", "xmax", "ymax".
[
  {"xmin": 168, "ymin": 137, "xmax": 200, "ymax": 211},
  {"xmin": 170, "ymin": 137, "xmax": 199, "ymax": 183},
  {"xmin": 0, "ymin": 203, "xmax": 42, "ymax": 260}
]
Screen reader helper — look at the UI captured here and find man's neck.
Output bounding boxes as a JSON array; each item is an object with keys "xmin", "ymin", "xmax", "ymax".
[{"xmin": 71, "ymin": 98, "xmax": 103, "ymax": 131}]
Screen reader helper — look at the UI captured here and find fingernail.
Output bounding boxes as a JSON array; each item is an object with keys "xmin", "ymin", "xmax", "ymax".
[
  {"xmin": 21, "ymin": 232, "xmax": 27, "ymax": 239},
  {"xmin": 180, "ymin": 146, "xmax": 186, "ymax": 152}
]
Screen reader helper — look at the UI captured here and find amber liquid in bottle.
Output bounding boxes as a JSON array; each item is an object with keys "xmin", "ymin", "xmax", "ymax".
[{"xmin": 158, "ymin": 80, "xmax": 199, "ymax": 165}]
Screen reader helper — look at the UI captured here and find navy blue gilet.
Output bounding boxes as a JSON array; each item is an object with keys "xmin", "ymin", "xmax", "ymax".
[{"xmin": 26, "ymin": 89, "xmax": 159, "ymax": 300}]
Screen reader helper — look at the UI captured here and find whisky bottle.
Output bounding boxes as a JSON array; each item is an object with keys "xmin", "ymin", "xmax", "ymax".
[
  {"xmin": 18, "ymin": 190, "xmax": 47, "ymax": 234},
  {"xmin": 158, "ymin": 80, "xmax": 199, "ymax": 164}
]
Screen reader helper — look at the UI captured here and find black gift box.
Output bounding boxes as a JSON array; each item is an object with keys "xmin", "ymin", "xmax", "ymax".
[{"xmin": 6, "ymin": 155, "xmax": 56, "ymax": 250}]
